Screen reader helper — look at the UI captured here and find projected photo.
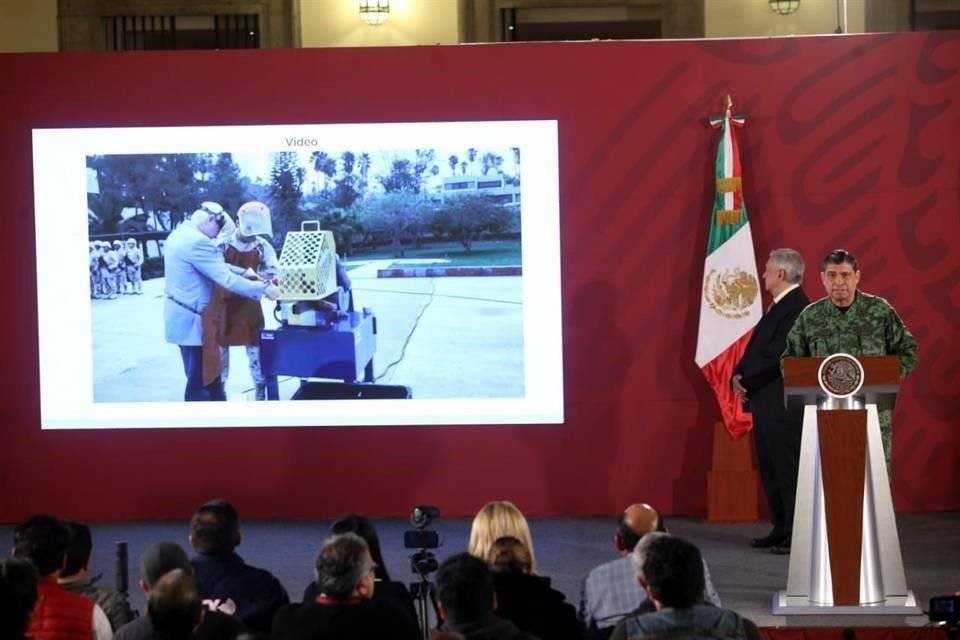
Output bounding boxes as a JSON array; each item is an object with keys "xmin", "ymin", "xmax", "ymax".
[{"xmin": 34, "ymin": 121, "xmax": 562, "ymax": 428}]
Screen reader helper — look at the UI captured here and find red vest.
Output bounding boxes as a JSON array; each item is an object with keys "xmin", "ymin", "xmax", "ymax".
[{"xmin": 26, "ymin": 579, "xmax": 94, "ymax": 640}]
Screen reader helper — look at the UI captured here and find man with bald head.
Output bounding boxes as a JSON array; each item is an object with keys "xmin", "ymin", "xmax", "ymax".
[{"xmin": 578, "ymin": 504, "xmax": 720, "ymax": 638}]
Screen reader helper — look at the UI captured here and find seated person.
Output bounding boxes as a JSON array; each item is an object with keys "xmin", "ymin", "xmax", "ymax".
[
  {"xmin": 487, "ymin": 536, "xmax": 583, "ymax": 640},
  {"xmin": 435, "ymin": 553, "xmax": 537, "ymax": 640},
  {"xmin": 580, "ymin": 504, "xmax": 720, "ymax": 638},
  {"xmin": 467, "ymin": 501, "xmax": 538, "ymax": 573},
  {"xmin": 0, "ymin": 558, "xmax": 39, "ymax": 640},
  {"xmin": 147, "ymin": 570, "xmax": 204, "ymax": 640},
  {"xmin": 301, "ymin": 514, "xmax": 416, "ymax": 625},
  {"xmin": 58, "ymin": 521, "xmax": 135, "ymax": 631},
  {"xmin": 611, "ymin": 535, "xmax": 761, "ymax": 640},
  {"xmin": 115, "ymin": 542, "xmax": 244, "ymax": 640},
  {"xmin": 13, "ymin": 514, "xmax": 113, "ymax": 640},
  {"xmin": 188, "ymin": 499, "xmax": 289, "ymax": 635},
  {"xmin": 272, "ymin": 533, "xmax": 420, "ymax": 640}
]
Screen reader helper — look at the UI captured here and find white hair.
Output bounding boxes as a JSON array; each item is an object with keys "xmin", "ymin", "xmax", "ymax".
[
  {"xmin": 630, "ymin": 531, "xmax": 669, "ymax": 580},
  {"xmin": 769, "ymin": 248, "xmax": 805, "ymax": 284},
  {"xmin": 190, "ymin": 209, "xmax": 216, "ymax": 226}
]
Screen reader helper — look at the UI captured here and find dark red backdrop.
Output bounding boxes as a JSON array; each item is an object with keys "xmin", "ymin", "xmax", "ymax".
[{"xmin": 1, "ymin": 32, "xmax": 958, "ymax": 521}]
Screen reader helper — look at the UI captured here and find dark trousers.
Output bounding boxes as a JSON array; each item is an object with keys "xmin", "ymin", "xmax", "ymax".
[
  {"xmin": 179, "ymin": 346, "xmax": 226, "ymax": 402},
  {"xmin": 754, "ymin": 409, "xmax": 802, "ymax": 533}
]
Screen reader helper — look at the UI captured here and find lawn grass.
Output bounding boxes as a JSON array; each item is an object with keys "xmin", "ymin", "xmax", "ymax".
[{"xmin": 347, "ymin": 239, "xmax": 522, "ymax": 267}]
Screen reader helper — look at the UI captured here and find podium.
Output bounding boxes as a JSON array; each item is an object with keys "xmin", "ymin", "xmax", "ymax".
[{"xmin": 773, "ymin": 355, "xmax": 921, "ymax": 615}]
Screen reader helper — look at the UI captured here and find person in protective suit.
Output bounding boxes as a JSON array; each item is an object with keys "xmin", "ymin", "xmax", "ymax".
[
  {"xmin": 89, "ymin": 242, "xmax": 103, "ymax": 299},
  {"xmin": 113, "ymin": 239, "xmax": 129, "ymax": 294},
  {"xmin": 99, "ymin": 240, "xmax": 120, "ymax": 300},
  {"xmin": 124, "ymin": 238, "xmax": 144, "ymax": 294},
  {"xmin": 202, "ymin": 202, "xmax": 279, "ymax": 401}
]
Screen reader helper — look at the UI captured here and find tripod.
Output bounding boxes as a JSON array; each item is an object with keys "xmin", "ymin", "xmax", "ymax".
[{"xmin": 410, "ymin": 553, "xmax": 440, "ymax": 640}]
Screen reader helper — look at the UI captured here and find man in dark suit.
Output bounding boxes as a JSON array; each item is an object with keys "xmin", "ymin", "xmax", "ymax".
[{"xmin": 732, "ymin": 248, "xmax": 809, "ymax": 554}]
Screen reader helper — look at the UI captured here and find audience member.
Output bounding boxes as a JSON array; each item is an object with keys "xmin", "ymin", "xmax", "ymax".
[
  {"xmin": 610, "ymin": 535, "xmax": 761, "ymax": 640},
  {"xmin": 487, "ymin": 536, "xmax": 583, "ymax": 640},
  {"xmin": 435, "ymin": 553, "xmax": 537, "ymax": 640},
  {"xmin": 271, "ymin": 533, "xmax": 420, "ymax": 640},
  {"xmin": 114, "ymin": 542, "xmax": 244, "ymax": 640},
  {"xmin": 580, "ymin": 504, "xmax": 720, "ymax": 638},
  {"xmin": 58, "ymin": 521, "xmax": 135, "ymax": 631},
  {"xmin": 146, "ymin": 569, "xmax": 204, "ymax": 640},
  {"xmin": 301, "ymin": 514, "xmax": 416, "ymax": 625},
  {"xmin": 188, "ymin": 499, "xmax": 288, "ymax": 635},
  {"xmin": 12, "ymin": 514, "xmax": 113, "ymax": 640},
  {"xmin": 0, "ymin": 558, "xmax": 39, "ymax": 640},
  {"xmin": 468, "ymin": 501, "xmax": 537, "ymax": 573}
]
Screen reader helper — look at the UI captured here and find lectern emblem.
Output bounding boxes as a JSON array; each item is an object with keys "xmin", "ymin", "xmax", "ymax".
[{"xmin": 817, "ymin": 353, "xmax": 865, "ymax": 398}]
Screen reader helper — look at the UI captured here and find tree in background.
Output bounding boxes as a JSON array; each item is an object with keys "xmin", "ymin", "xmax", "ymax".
[
  {"xmin": 481, "ymin": 152, "xmax": 504, "ymax": 176},
  {"xmin": 430, "ymin": 194, "xmax": 515, "ymax": 253},
  {"xmin": 332, "ymin": 151, "xmax": 361, "ymax": 209},
  {"xmin": 358, "ymin": 191, "xmax": 426, "ymax": 258},
  {"xmin": 268, "ymin": 152, "xmax": 307, "ymax": 238},
  {"xmin": 380, "ymin": 158, "xmax": 420, "ymax": 194},
  {"xmin": 309, "ymin": 150, "xmax": 336, "ymax": 194},
  {"xmin": 88, "ymin": 153, "xmax": 207, "ymax": 234},
  {"xmin": 357, "ymin": 153, "xmax": 372, "ymax": 195},
  {"xmin": 202, "ymin": 153, "xmax": 248, "ymax": 217}
]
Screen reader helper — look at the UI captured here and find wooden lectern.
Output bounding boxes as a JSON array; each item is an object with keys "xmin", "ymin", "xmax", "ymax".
[{"xmin": 773, "ymin": 355, "xmax": 920, "ymax": 615}]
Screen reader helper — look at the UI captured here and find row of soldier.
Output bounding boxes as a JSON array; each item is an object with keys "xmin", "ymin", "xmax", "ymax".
[{"xmin": 89, "ymin": 238, "xmax": 144, "ymax": 299}]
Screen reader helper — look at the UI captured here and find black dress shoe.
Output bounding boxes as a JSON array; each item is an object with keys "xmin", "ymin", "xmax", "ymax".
[
  {"xmin": 750, "ymin": 531, "xmax": 789, "ymax": 548},
  {"xmin": 771, "ymin": 541, "xmax": 792, "ymax": 555}
]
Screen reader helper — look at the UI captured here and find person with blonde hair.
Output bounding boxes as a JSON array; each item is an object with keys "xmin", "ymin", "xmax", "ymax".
[{"xmin": 467, "ymin": 501, "xmax": 536, "ymax": 573}]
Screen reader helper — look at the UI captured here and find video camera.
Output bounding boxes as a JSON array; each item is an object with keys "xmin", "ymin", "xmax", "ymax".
[
  {"xmin": 930, "ymin": 595, "xmax": 960, "ymax": 623},
  {"xmin": 404, "ymin": 505, "xmax": 441, "ymax": 577},
  {"xmin": 404, "ymin": 506, "xmax": 441, "ymax": 640},
  {"xmin": 404, "ymin": 506, "xmax": 440, "ymax": 550},
  {"xmin": 930, "ymin": 595, "xmax": 960, "ymax": 640}
]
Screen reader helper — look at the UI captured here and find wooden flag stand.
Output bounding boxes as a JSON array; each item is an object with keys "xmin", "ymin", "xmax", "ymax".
[{"xmin": 707, "ymin": 421, "xmax": 762, "ymax": 522}]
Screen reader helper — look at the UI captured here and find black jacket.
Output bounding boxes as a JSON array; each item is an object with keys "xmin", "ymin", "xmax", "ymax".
[
  {"xmin": 272, "ymin": 598, "xmax": 420, "ymax": 640},
  {"xmin": 493, "ymin": 572, "xmax": 583, "ymax": 640},
  {"xmin": 302, "ymin": 579, "xmax": 417, "ymax": 628},
  {"xmin": 191, "ymin": 553, "xmax": 289, "ymax": 635},
  {"xmin": 444, "ymin": 613, "xmax": 540, "ymax": 640},
  {"xmin": 733, "ymin": 286, "xmax": 809, "ymax": 416}
]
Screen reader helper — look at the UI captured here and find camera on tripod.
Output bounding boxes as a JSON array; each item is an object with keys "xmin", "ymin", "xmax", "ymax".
[
  {"xmin": 404, "ymin": 505, "xmax": 440, "ymax": 550},
  {"xmin": 404, "ymin": 505, "xmax": 441, "ymax": 640},
  {"xmin": 405, "ymin": 505, "xmax": 441, "ymax": 576}
]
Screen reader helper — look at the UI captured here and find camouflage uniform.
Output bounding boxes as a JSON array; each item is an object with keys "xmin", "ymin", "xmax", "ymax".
[{"xmin": 782, "ymin": 291, "xmax": 918, "ymax": 464}]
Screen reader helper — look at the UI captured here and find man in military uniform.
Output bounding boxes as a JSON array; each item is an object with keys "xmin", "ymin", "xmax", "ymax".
[{"xmin": 782, "ymin": 249, "xmax": 918, "ymax": 465}]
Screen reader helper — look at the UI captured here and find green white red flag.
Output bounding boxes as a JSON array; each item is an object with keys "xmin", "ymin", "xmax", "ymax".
[{"xmin": 695, "ymin": 97, "xmax": 762, "ymax": 439}]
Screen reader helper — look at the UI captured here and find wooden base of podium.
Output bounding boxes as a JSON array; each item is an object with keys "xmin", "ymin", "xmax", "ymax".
[{"xmin": 707, "ymin": 420, "xmax": 762, "ymax": 522}]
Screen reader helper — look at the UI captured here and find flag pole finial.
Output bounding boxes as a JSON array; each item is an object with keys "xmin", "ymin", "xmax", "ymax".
[{"xmin": 725, "ymin": 95, "xmax": 733, "ymax": 118}]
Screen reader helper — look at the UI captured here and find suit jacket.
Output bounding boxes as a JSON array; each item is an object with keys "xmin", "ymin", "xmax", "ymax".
[
  {"xmin": 163, "ymin": 223, "xmax": 266, "ymax": 346},
  {"xmin": 733, "ymin": 286, "xmax": 809, "ymax": 417}
]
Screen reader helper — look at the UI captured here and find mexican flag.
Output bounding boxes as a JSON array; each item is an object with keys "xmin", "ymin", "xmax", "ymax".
[{"xmin": 694, "ymin": 103, "xmax": 762, "ymax": 439}]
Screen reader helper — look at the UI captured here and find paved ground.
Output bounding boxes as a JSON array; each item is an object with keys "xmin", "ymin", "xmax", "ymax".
[{"xmin": 91, "ymin": 260, "xmax": 523, "ymax": 402}]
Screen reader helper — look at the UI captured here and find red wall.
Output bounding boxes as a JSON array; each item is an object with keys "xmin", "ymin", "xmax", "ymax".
[{"xmin": 1, "ymin": 32, "xmax": 958, "ymax": 521}]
